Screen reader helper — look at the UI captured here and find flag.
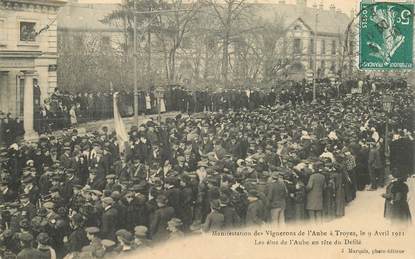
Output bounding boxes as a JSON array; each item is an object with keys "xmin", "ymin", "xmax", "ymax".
[{"xmin": 113, "ymin": 92, "xmax": 128, "ymax": 153}]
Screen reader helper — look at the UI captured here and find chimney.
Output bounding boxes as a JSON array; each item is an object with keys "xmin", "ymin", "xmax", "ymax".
[
  {"xmin": 279, "ymin": 0, "xmax": 286, "ymax": 4},
  {"xmin": 296, "ymin": 0, "xmax": 307, "ymax": 6},
  {"xmin": 330, "ymin": 4, "xmax": 335, "ymax": 11},
  {"xmin": 336, "ymin": 8, "xmax": 342, "ymax": 14},
  {"xmin": 319, "ymin": 1, "xmax": 324, "ymax": 9},
  {"xmin": 312, "ymin": 1, "xmax": 317, "ymax": 8}
]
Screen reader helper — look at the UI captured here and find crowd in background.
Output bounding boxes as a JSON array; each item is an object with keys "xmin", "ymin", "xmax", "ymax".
[
  {"xmin": 0, "ymin": 78, "xmax": 413, "ymax": 258},
  {"xmin": 0, "ymin": 77, "xmax": 408, "ymax": 144}
]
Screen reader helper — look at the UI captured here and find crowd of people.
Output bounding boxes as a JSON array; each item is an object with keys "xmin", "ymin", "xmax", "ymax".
[
  {"xmin": 2, "ymin": 77, "xmax": 405, "ymax": 145},
  {"xmin": 0, "ymin": 78, "xmax": 413, "ymax": 259}
]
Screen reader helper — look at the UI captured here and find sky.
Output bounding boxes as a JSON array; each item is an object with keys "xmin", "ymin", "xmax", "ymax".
[{"xmin": 77, "ymin": 0, "xmax": 358, "ymax": 15}]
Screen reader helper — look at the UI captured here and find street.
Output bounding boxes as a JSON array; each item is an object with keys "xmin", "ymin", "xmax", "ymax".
[{"xmin": 338, "ymin": 188, "xmax": 387, "ymax": 226}]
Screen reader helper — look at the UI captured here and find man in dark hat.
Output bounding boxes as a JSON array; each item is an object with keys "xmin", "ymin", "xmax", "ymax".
[
  {"xmin": 149, "ymin": 195, "xmax": 174, "ymax": 242},
  {"xmin": 87, "ymin": 168, "xmax": 106, "ymax": 191},
  {"xmin": 110, "ymin": 191, "xmax": 127, "ymax": 230},
  {"xmin": 2, "ymin": 113, "xmax": 15, "ymax": 147},
  {"xmin": 36, "ymin": 232, "xmax": 56, "ymax": 259},
  {"xmin": 246, "ymin": 188, "xmax": 265, "ymax": 226},
  {"xmin": 49, "ymin": 186, "xmax": 65, "ymax": 210},
  {"xmin": 21, "ymin": 173, "xmax": 39, "ymax": 204},
  {"xmin": 20, "ymin": 194, "xmax": 37, "ymax": 220},
  {"xmin": 17, "ymin": 232, "xmax": 45, "ymax": 259},
  {"xmin": 101, "ymin": 197, "xmax": 118, "ymax": 241},
  {"xmin": 120, "ymin": 191, "xmax": 140, "ymax": 232},
  {"xmin": 177, "ymin": 174, "xmax": 194, "ymax": 231},
  {"xmin": 267, "ymin": 171, "xmax": 288, "ymax": 226},
  {"xmin": 60, "ymin": 146, "xmax": 73, "ymax": 170},
  {"xmin": 0, "ymin": 178, "xmax": 17, "ymax": 203},
  {"xmin": 73, "ymin": 149, "xmax": 89, "ymax": 186},
  {"xmin": 219, "ymin": 195, "xmax": 240, "ymax": 229},
  {"xmin": 368, "ymin": 142, "xmax": 383, "ymax": 190},
  {"xmin": 66, "ymin": 214, "xmax": 89, "ymax": 254},
  {"xmin": 104, "ymin": 174, "xmax": 116, "ymax": 191},
  {"xmin": 60, "ymin": 169, "xmax": 79, "ymax": 203},
  {"xmin": 165, "ymin": 176, "xmax": 181, "ymax": 216},
  {"xmin": 306, "ymin": 163, "xmax": 326, "ymax": 224},
  {"xmin": 202, "ymin": 199, "xmax": 224, "ymax": 232}
]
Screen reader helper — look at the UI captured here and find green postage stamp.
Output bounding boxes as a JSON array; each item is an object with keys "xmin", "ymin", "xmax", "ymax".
[{"xmin": 359, "ymin": 1, "xmax": 414, "ymax": 69}]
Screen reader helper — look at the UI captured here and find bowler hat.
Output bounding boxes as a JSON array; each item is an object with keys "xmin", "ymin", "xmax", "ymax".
[
  {"xmin": 37, "ymin": 232, "xmax": 49, "ymax": 245},
  {"xmin": 19, "ymin": 232, "xmax": 33, "ymax": 242}
]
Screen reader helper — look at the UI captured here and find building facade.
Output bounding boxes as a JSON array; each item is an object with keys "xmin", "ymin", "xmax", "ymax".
[
  {"xmin": 251, "ymin": 0, "xmax": 353, "ymax": 81},
  {"xmin": 0, "ymin": 0, "xmax": 66, "ymax": 139}
]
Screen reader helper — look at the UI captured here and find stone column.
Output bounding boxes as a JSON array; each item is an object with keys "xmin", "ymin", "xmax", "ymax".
[{"xmin": 23, "ymin": 70, "xmax": 38, "ymax": 140}]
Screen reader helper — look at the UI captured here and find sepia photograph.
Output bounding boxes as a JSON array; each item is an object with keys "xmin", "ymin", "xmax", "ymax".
[{"xmin": 0, "ymin": 0, "xmax": 414, "ymax": 258}]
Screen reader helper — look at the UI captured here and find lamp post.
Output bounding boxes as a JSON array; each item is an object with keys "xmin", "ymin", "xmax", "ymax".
[
  {"xmin": 155, "ymin": 87, "xmax": 164, "ymax": 122},
  {"xmin": 133, "ymin": 0, "xmax": 139, "ymax": 125},
  {"xmin": 382, "ymin": 94, "xmax": 393, "ymax": 181},
  {"xmin": 312, "ymin": 10, "xmax": 319, "ymax": 103}
]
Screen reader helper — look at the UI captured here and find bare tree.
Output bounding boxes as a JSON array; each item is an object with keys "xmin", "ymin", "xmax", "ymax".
[
  {"xmin": 153, "ymin": 0, "xmax": 201, "ymax": 84},
  {"xmin": 203, "ymin": 0, "xmax": 248, "ymax": 87}
]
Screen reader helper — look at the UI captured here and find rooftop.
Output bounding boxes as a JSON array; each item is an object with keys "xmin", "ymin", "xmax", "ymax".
[{"xmin": 251, "ymin": 3, "xmax": 351, "ymax": 35}]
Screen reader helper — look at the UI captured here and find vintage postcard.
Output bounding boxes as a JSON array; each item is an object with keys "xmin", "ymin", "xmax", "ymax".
[{"xmin": 0, "ymin": 0, "xmax": 413, "ymax": 259}]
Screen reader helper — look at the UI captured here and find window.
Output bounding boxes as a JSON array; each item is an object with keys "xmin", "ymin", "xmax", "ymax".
[
  {"xmin": 101, "ymin": 36, "xmax": 110, "ymax": 45},
  {"xmin": 294, "ymin": 25, "xmax": 301, "ymax": 31},
  {"xmin": 321, "ymin": 60, "xmax": 326, "ymax": 70},
  {"xmin": 330, "ymin": 62, "xmax": 336, "ymax": 72},
  {"xmin": 331, "ymin": 40, "xmax": 336, "ymax": 55},
  {"xmin": 309, "ymin": 38, "xmax": 314, "ymax": 54},
  {"xmin": 309, "ymin": 59, "xmax": 314, "ymax": 70},
  {"xmin": 293, "ymin": 38, "xmax": 302, "ymax": 54},
  {"xmin": 0, "ymin": 20, "xmax": 6, "ymax": 42},
  {"xmin": 20, "ymin": 22, "xmax": 37, "ymax": 42},
  {"xmin": 321, "ymin": 39, "xmax": 326, "ymax": 54}
]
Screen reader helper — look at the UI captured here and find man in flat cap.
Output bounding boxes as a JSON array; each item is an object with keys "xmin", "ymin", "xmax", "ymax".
[
  {"xmin": 85, "ymin": 227, "xmax": 105, "ymax": 258},
  {"xmin": 100, "ymin": 197, "xmax": 118, "ymax": 241}
]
